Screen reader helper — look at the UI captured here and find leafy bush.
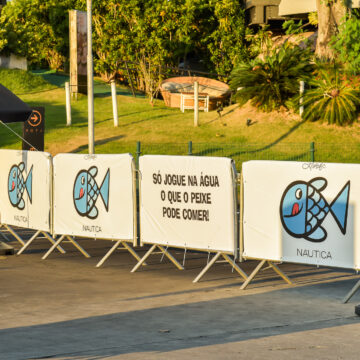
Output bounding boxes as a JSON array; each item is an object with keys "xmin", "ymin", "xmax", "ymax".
[
  {"xmin": 230, "ymin": 46, "xmax": 313, "ymax": 112},
  {"xmin": 90, "ymin": 0, "xmax": 247, "ymax": 90},
  {"xmin": 0, "ymin": 0, "xmax": 247, "ymax": 83},
  {"xmin": 301, "ymin": 65, "xmax": 360, "ymax": 126},
  {"xmin": 282, "ymin": 20, "xmax": 304, "ymax": 35},
  {"xmin": 0, "ymin": 0, "xmax": 79, "ymax": 70},
  {"xmin": 245, "ymin": 25, "xmax": 273, "ymax": 59},
  {"xmin": 331, "ymin": 16, "xmax": 360, "ymax": 74},
  {"xmin": 206, "ymin": 0, "xmax": 248, "ymax": 77}
]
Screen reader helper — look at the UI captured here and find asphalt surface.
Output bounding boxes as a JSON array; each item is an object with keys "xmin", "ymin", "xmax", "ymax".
[{"xmin": 1, "ymin": 230, "xmax": 360, "ymax": 360}]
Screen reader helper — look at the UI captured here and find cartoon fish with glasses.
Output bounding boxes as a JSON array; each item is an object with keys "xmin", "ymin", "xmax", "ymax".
[
  {"xmin": 73, "ymin": 166, "xmax": 110, "ymax": 219},
  {"xmin": 280, "ymin": 177, "xmax": 350, "ymax": 242},
  {"xmin": 8, "ymin": 162, "xmax": 33, "ymax": 210}
]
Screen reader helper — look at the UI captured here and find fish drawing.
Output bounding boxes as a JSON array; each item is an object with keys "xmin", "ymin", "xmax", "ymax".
[
  {"xmin": 280, "ymin": 177, "xmax": 350, "ymax": 242},
  {"xmin": 73, "ymin": 166, "xmax": 110, "ymax": 219},
  {"xmin": 7, "ymin": 162, "xmax": 33, "ymax": 210}
]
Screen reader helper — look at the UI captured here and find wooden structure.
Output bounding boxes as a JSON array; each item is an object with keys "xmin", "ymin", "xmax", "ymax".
[
  {"xmin": 180, "ymin": 92, "xmax": 209, "ymax": 113},
  {"xmin": 160, "ymin": 76, "xmax": 231, "ymax": 112},
  {"xmin": 69, "ymin": 10, "xmax": 87, "ymax": 95}
]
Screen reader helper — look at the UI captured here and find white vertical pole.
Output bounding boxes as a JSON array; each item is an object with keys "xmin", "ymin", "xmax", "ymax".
[
  {"xmin": 194, "ymin": 81, "xmax": 199, "ymax": 127},
  {"xmin": 65, "ymin": 82, "xmax": 72, "ymax": 126},
  {"xmin": 111, "ymin": 80, "xmax": 118, "ymax": 127},
  {"xmin": 87, "ymin": 0, "xmax": 95, "ymax": 154},
  {"xmin": 300, "ymin": 81, "xmax": 305, "ymax": 118}
]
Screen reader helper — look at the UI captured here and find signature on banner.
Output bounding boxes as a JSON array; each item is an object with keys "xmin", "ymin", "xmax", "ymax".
[{"xmin": 302, "ymin": 162, "xmax": 326, "ymax": 171}]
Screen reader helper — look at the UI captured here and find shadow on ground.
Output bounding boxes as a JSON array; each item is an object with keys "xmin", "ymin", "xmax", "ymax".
[
  {"xmin": 1, "ymin": 270, "xmax": 359, "ymax": 360},
  {"xmin": 71, "ymin": 135, "xmax": 126, "ymax": 153}
]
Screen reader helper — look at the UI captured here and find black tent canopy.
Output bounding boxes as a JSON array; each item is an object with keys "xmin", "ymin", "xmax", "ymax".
[
  {"xmin": 0, "ymin": 83, "xmax": 33, "ymax": 254},
  {"xmin": 0, "ymin": 83, "xmax": 32, "ymax": 123}
]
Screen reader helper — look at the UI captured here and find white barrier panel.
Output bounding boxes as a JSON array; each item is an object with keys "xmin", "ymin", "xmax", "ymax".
[
  {"xmin": 243, "ymin": 160, "xmax": 359, "ymax": 270},
  {"xmin": 53, "ymin": 153, "xmax": 135, "ymax": 240},
  {"xmin": 140, "ymin": 155, "xmax": 237, "ymax": 254},
  {"xmin": 0, "ymin": 150, "xmax": 52, "ymax": 232}
]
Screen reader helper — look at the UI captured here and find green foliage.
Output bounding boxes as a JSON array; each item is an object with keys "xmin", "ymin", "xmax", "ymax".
[
  {"xmin": 82, "ymin": 0, "xmax": 247, "ymax": 95},
  {"xmin": 246, "ymin": 25, "xmax": 273, "ymax": 59},
  {"xmin": 282, "ymin": 20, "xmax": 304, "ymax": 35},
  {"xmin": 308, "ymin": 11, "xmax": 318, "ymax": 26},
  {"xmin": 206, "ymin": 0, "xmax": 247, "ymax": 77},
  {"xmin": 331, "ymin": 16, "xmax": 360, "ymax": 73},
  {"xmin": 0, "ymin": 68, "xmax": 55, "ymax": 93},
  {"xmin": 302, "ymin": 65, "xmax": 360, "ymax": 126},
  {"xmin": 0, "ymin": 0, "xmax": 247, "ymax": 89},
  {"xmin": 0, "ymin": 0, "xmax": 80, "ymax": 70},
  {"xmin": 323, "ymin": 0, "xmax": 352, "ymax": 7},
  {"xmin": 87, "ymin": 0, "xmax": 205, "ymax": 94},
  {"xmin": 230, "ymin": 46, "xmax": 313, "ymax": 112}
]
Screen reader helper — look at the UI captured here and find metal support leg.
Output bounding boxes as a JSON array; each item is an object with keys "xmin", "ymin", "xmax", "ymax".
[
  {"xmin": 96, "ymin": 240, "xmax": 146, "ymax": 268},
  {"xmin": 241, "ymin": 260, "xmax": 292, "ymax": 290},
  {"xmin": 158, "ymin": 245, "xmax": 184, "ymax": 270},
  {"xmin": 42, "ymin": 235, "xmax": 66, "ymax": 260},
  {"xmin": 17, "ymin": 230, "xmax": 41, "ymax": 255},
  {"xmin": 96, "ymin": 239, "xmax": 122, "ymax": 268},
  {"xmin": 131, "ymin": 244, "xmax": 187, "ymax": 273},
  {"xmin": 193, "ymin": 253, "xmax": 248, "ymax": 284},
  {"xmin": 240, "ymin": 259, "xmax": 266, "ymax": 290},
  {"xmin": 0, "ymin": 226, "xmax": 11, "ymax": 242},
  {"xmin": 16, "ymin": 230, "xmax": 66, "ymax": 256},
  {"xmin": 193, "ymin": 252, "xmax": 222, "ymax": 283},
  {"xmin": 42, "ymin": 232, "xmax": 66, "ymax": 254},
  {"xmin": 4, "ymin": 224, "xmax": 25, "ymax": 246},
  {"xmin": 268, "ymin": 261, "xmax": 292, "ymax": 285},
  {"xmin": 343, "ymin": 279, "xmax": 360, "ymax": 304},
  {"xmin": 66, "ymin": 236, "xmax": 90, "ymax": 258},
  {"xmin": 222, "ymin": 253, "xmax": 248, "ymax": 280},
  {"xmin": 121, "ymin": 241, "xmax": 146, "ymax": 264},
  {"xmin": 131, "ymin": 244, "xmax": 157, "ymax": 273}
]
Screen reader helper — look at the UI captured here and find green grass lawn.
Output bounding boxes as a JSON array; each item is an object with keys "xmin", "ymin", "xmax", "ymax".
[
  {"xmin": 1, "ymin": 70, "xmax": 360, "ymax": 166},
  {"xmin": 0, "ymin": 68, "xmax": 57, "ymax": 94}
]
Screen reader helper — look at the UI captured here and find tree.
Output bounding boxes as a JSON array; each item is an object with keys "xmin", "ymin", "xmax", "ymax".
[
  {"xmin": 0, "ymin": 0, "xmax": 79, "ymax": 70},
  {"xmin": 206, "ymin": 0, "xmax": 247, "ymax": 78},
  {"xmin": 330, "ymin": 15, "xmax": 360, "ymax": 72},
  {"xmin": 88, "ymin": 0, "xmax": 245, "ymax": 94},
  {"xmin": 0, "ymin": 0, "xmax": 247, "ymax": 89},
  {"xmin": 316, "ymin": 0, "xmax": 350, "ymax": 59}
]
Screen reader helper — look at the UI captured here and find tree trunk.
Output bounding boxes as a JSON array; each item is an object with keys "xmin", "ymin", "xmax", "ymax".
[{"xmin": 316, "ymin": 0, "xmax": 348, "ymax": 59}]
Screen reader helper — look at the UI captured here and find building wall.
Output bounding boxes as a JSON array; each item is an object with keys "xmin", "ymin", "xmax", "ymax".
[
  {"xmin": 0, "ymin": 54, "xmax": 28, "ymax": 71},
  {"xmin": 245, "ymin": 0, "xmax": 283, "ymax": 25},
  {"xmin": 279, "ymin": 0, "xmax": 360, "ymax": 16}
]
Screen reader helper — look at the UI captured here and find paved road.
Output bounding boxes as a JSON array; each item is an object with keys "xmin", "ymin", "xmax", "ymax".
[{"xmin": 0, "ymin": 234, "xmax": 359, "ymax": 360}]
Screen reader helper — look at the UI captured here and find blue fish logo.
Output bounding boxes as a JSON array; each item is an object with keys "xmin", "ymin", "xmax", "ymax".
[
  {"xmin": 280, "ymin": 177, "xmax": 350, "ymax": 242},
  {"xmin": 7, "ymin": 162, "xmax": 33, "ymax": 210},
  {"xmin": 73, "ymin": 166, "xmax": 110, "ymax": 219}
]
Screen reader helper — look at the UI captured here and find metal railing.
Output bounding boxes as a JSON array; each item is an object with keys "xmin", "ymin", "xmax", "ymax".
[{"xmin": 128, "ymin": 141, "xmax": 360, "ymax": 170}]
